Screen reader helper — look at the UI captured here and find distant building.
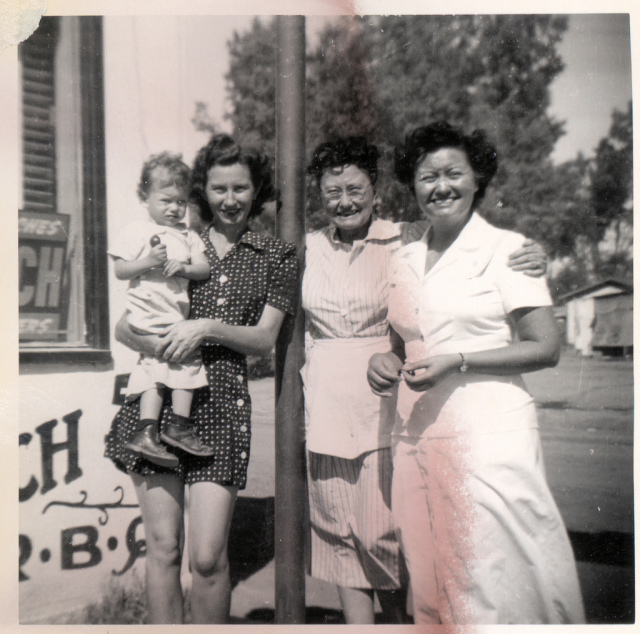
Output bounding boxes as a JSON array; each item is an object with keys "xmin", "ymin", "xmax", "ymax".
[{"xmin": 558, "ymin": 279, "xmax": 633, "ymax": 356}]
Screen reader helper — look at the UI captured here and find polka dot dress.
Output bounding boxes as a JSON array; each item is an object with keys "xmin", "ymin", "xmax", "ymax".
[{"xmin": 104, "ymin": 227, "xmax": 299, "ymax": 489}]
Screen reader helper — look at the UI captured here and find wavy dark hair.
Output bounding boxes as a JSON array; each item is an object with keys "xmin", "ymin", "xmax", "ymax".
[
  {"xmin": 308, "ymin": 136, "xmax": 381, "ymax": 186},
  {"xmin": 394, "ymin": 121, "xmax": 498, "ymax": 209},
  {"xmin": 137, "ymin": 152, "xmax": 191, "ymax": 202},
  {"xmin": 190, "ymin": 134, "xmax": 276, "ymax": 221}
]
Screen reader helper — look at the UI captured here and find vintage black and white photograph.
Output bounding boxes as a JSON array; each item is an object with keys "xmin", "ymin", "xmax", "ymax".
[{"xmin": 8, "ymin": 0, "xmax": 634, "ymax": 626}]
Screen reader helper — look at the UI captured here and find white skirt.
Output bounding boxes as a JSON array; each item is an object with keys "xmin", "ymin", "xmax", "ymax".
[
  {"xmin": 392, "ymin": 429, "xmax": 585, "ymax": 624},
  {"xmin": 125, "ymin": 354, "xmax": 208, "ymax": 399}
]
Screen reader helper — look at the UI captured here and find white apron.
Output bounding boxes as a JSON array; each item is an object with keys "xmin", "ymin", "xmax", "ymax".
[{"xmin": 302, "ymin": 336, "xmax": 397, "ymax": 459}]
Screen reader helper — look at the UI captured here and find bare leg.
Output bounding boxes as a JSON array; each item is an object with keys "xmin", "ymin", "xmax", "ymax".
[
  {"xmin": 187, "ymin": 481, "xmax": 238, "ymax": 623},
  {"xmin": 171, "ymin": 388, "xmax": 193, "ymax": 418},
  {"xmin": 337, "ymin": 586, "xmax": 375, "ymax": 624},
  {"xmin": 139, "ymin": 387, "xmax": 163, "ymax": 421},
  {"xmin": 131, "ymin": 472, "xmax": 185, "ymax": 624}
]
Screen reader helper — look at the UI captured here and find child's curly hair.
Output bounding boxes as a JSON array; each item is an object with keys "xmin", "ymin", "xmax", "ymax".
[{"xmin": 137, "ymin": 152, "xmax": 191, "ymax": 202}]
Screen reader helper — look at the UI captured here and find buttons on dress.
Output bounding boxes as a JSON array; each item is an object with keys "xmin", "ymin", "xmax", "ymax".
[
  {"xmin": 150, "ymin": 234, "xmax": 296, "ymax": 491},
  {"xmin": 237, "ymin": 399, "xmax": 244, "ymax": 407}
]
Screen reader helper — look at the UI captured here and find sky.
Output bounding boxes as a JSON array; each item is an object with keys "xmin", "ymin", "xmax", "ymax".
[
  {"xmin": 149, "ymin": 13, "xmax": 632, "ymax": 165},
  {"xmin": 549, "ymin": 14, "xmax": 632, "ymax": 163}
]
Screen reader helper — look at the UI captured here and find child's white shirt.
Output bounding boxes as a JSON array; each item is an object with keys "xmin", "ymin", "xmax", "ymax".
[{"xmin": 109, "ymin": 219, "xmax": 206, "ymax": 335}]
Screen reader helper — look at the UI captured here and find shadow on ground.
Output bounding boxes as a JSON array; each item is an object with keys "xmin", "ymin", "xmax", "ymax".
[
  {"xmin": 569, "ymin": 530, "xmax": 634, "ymax": 567},
  {"xmin": 228, "ymin": 496, "xmax": 275, "ymax": 587},
  {"xmin": 229, "ymin": 496, "xmax": 635, "ymax": 624},
  {"xmin": 233, "ymin": 607, "xmax": 399, "ymax": 625},
  {"xmin": 569, "ymin": 530, "xmax": 635, "ymax": 623},
  {"xmin": 232, "ymin": 607, "xmax": 345, "ymax": 625}
]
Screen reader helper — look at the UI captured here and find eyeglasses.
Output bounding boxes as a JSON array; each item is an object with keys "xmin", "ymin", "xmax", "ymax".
[{"xmin": 321, "ymin": 185, "xmax": 370, "ymax": 203}]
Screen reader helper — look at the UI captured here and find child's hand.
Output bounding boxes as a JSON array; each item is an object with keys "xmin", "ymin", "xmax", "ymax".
[
  {"xmin": 163, "ymin": 259, "xmax": 185, "ymax": 277},
  {"xmin": 147, "ymin": 243, "xmax": 168, "ymax": 267}
]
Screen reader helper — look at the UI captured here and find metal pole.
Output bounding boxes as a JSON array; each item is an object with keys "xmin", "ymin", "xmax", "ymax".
[{"xmin": 274, "ymin": 16, "xmax": 307, "ymax": 625}]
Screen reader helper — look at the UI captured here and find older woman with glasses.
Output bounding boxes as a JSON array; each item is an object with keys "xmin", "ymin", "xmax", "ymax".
[{"xmin": 302, "ymin": 136, "xmax": 547, "ymax": 624}]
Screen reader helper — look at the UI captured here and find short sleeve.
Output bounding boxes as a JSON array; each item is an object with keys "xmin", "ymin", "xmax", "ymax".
[
  {"xmin": 108, "ymin": 222, "xmax": 147, "ymax": 261},
  {"xmin": 266, "ymin": 241, "xmax": 300, "ymax": 315},
  {"xmin": 187, "ymin": 230, "xmax": 207, "ymax": 258},
  {"xmin": 493, "ymin": 232, "xmax": 552, "ymax": 314}
]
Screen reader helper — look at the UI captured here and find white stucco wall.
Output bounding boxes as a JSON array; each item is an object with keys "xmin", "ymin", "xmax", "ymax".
[{"xmin": 19, "ymin": 16, "xmax": 238, "ymax": 622}]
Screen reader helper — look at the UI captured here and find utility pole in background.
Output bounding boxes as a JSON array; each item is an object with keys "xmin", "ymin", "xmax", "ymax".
[{"xmin": 274, "ymin": 15, "xmax": 307, "ymax": 625}]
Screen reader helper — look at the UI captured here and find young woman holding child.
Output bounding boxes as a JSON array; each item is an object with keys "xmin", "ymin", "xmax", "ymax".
[{"xmin": 105, "ymin": 135, "xmax": 298, "ymax": 624}]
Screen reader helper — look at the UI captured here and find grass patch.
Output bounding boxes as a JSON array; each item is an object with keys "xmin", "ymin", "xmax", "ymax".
[{"xmin": 65, "ymin": 572, "xmax": 148, "ymax": 624}]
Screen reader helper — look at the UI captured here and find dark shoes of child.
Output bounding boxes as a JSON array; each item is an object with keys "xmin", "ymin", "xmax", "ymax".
[
  {"xmin": 161, "ymin": 414, "xmax": 215, "ymax": 457},
  {"xmin": 125, "ymin": 419, "xmax": 180, "ymax": 468}
]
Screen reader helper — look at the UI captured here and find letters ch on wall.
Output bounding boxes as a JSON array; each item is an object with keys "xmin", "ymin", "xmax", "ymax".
[{"xmin": 20, "ymin": 410, "xmax": 145, "ymax": 581}]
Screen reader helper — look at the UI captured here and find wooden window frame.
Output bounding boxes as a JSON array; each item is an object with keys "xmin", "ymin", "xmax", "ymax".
[{"xmin": 20, "ymin": 17, "xmax": 111, "ymax": 365}]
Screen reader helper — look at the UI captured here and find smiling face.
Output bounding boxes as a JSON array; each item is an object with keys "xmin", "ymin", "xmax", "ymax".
[
  {"xmin": 320, "ymin": 164, "xmax": 375, "ymax": 242},
  {"xmin": 144, "ymin": 168, "xmax": 188, "ymax": 227},
  {"xmin": 413, "ymin": 147, "xmax": 479, "ymax": 228},
  {"xmin": 205, "ymin": 162, "xmax": 256, "ymax": 232}
]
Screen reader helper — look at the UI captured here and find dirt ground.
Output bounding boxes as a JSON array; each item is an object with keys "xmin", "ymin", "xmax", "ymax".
[
  {"xmin": 238, "ymin": 348, "xmax": 634, "ymax": 624},
  {"xmin": 525, "ymin": 350, "xmax": 634, "ymax": 623}
]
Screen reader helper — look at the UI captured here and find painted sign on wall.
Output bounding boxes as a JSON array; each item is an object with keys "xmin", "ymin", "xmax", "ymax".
[
  {"xmin": 19, "ymin": 210, "xmax": 71, "ymax": 341},
  {"xmin": 19, "ymin": 401, "xmax": 146, "ymax": 622}
]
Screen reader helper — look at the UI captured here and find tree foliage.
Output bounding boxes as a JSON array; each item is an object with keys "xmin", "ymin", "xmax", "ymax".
[
  {"xmin": 225, "ymin": 15, "xmax": 569, "ymax": 227},
  {"xmin": 225, "ymin": 18, "xmax": 277, "ymax": 154},
  {"xmin": 222, "ymin": 16, "xmax": 631, "ymax": 292},
  {"xmin": 588, "ymin": 101, "xmax": 633, "ymax": 253},
  {"xmin": 546, "ymin": 102, "xmax": 633, "ymax": 297},
  {"xmin": 191, "ymin": 101, "xmax": 218, "ymax": 136}
]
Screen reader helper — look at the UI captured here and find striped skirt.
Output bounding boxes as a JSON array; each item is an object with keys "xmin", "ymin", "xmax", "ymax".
[{"xmin": 307, "ymin": 448, "xmax": 406, "ymax": 590}]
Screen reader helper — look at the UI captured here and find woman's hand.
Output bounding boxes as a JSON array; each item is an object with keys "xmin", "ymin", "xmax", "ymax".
[
  {"xmin": 367, "ymin": 352, "xmax": 403, "ymax": 397},
  {"xmin": 158, "ymin": 320, "xmax": 210, "ymax": 363},
  {"xmin": 507, "ymin": 238, "xmax": 547, "ymax": 277},
  {"xmin": 401, "ymin": 354, "xmax": 460, "ymax": 391}
]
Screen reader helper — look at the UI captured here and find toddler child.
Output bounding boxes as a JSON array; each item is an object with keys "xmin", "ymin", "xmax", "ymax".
[{"xmin": 109, "ymin": 152, "xmax": 212, "ymax": 468}]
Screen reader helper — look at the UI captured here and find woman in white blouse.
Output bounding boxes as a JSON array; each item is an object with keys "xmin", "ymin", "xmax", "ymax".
[
  {"xmin": 368, "ymin": 122, "xmax": 585, "ymax": 624},
  {"xmin": 303, "ymin": 136, "xmax": 546, "ymax": 624}
]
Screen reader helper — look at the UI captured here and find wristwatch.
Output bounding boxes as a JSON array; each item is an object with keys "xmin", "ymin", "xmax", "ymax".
[{"xmin": 458, "ymin": 353, "xmax": 469, "ymax": 373}]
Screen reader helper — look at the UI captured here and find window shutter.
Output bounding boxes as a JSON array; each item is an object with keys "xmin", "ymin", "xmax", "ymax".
[{"xmin": 20, "ymin": 19, "xmax": 58, "ymax": 213}]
